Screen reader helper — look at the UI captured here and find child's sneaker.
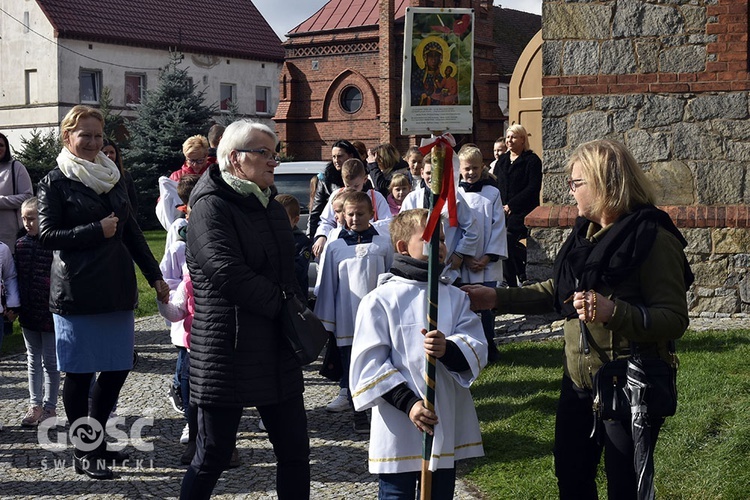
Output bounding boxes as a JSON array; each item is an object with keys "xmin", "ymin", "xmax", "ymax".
[
  {"xmin": 40, "ymin": 407, "xmax": 57, "ymax": 427},
  {"xmin": 325, "ymin": 388, "xmax": 350, "ymax": 413},
  {"xmin": 21, "ymin": 405, "xmax": 43, "ymax": 427},
  {"xmin": 352, "ymin": 411, "xmax": 369, "ymax": 434},
  {"xmin": 168, "ymin": 384, "xmax": 184, "ymax": 414},
  {"xmin": 179, "ymin": 423, "xmax": 190, "ymax": 444}
]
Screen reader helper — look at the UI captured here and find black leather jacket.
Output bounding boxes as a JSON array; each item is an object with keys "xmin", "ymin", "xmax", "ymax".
[{"xmin": 37, "ymin": 167, "xmax": 162, "ymax": 315}]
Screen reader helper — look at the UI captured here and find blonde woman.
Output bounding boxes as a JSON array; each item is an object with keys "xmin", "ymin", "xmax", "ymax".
[
  {"xmin": 170, "ymin": 135, "xmax": 210, "ymax": 181},
  {"xmin": 37, "ymin": 105, "xmax": 169, "ymax": 479},
  {"xmin": 489, "ymin": 124, "xmax": 542, "ymax": 286},
  {"xmin": 366, "ymin": 142, "xmax": 409, "ymax": 198},
  {"xmin": 465, "ymin": 139, "xmax": 693, "ymax": 498}
]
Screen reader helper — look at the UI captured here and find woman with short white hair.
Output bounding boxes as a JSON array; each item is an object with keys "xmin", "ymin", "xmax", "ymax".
[{"xmin": 181, "ymin": 119, "xmax": 310, "ymax": 499}]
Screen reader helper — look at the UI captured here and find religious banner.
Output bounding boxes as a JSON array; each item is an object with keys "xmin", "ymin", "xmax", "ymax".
[{"xmin": 401, "ymin": 7, "xmax": 474, "ymax": 136}]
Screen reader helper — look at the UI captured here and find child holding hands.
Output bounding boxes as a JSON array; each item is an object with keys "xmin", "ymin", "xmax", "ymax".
[{"xmin": 350, "ymin": 208, "xmax": 488, "ymax": 499}]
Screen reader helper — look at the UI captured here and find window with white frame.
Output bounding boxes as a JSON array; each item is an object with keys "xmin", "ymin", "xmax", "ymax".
[
  {"xmin": 25, "ymin": 69, "xmax": 38, "ymax": 104},
  {"xmin": 220, "ymin": 83, "xmax": 236, "ymax": 111},
  {"xmin": 80, "ymin": 69, "xmax": 102, "ymax": 103},
  {"xmin": 256, "ymin": 86, "xmax": 271, "ymax": 114},
  {"xmin": 125, "ymin": 74, "xmax": 145, "ymax": 106}
]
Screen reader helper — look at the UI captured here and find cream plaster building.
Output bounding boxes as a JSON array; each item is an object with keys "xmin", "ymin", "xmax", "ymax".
[{"xmin": 0, "ymin": 0, "xmax": 283, "ymax": 146}]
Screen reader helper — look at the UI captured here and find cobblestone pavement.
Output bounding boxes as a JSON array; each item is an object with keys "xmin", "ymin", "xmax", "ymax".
[
  {"xmin": 0, "ymin": 315, "xmax": 482, "ymax": 499},
  {"xmin": 1, "ymin": 312, "xmax": 746, "ymax": 499}
]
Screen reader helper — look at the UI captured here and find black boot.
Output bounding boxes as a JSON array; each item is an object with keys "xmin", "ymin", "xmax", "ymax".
[{"xmin": 74, "ymin": 451, "xmax": 114, "ymax": 480}]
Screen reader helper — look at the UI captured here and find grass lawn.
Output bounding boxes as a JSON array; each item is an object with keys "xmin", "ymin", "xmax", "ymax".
[
  {"xmin": 465, "ymin": 329, "xmax": 750, "ymax": 499},
  {"xmin": 0, "ymin": 229, "xmax": 167, "ymax": 356}
]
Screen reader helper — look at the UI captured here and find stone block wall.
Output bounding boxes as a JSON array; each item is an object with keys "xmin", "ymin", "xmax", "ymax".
[{"xmin": 531, "ymin": 0, "xmax": 750, "ymax": 316}]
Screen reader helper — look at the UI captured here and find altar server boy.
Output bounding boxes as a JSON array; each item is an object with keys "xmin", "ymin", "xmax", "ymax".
[
  {"xmin": 350, "ymin": 208, "xmax": 488, "ymax": 498},
  {"xmin": 314, "ymin": 190, "xmax": 393, "ymax": 431}
]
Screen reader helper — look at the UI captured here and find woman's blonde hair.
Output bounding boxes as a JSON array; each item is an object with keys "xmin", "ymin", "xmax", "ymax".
[
  {"xmin": 567, "ymin": 139, "xmax": 656, "ymax": 218},
  {"xmin": 375, "ymin": 143, "xmax": 401, "ymax": 175},
  {"xmin": 507, "ymin": 124, "xmax": 531, "ymax": 152},
  {"xmin": 60, "ymin": 105, "xmax": 104, "ymax": 139},
  {"xmin": 182, "ymin": 135, "xmax": 209, "ymax": 157}
]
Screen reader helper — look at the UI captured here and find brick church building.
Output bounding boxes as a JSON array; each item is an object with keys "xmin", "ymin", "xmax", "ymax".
[{"xmin": 274, "ymin": 0, "xmax": 540, "ymax": 162}]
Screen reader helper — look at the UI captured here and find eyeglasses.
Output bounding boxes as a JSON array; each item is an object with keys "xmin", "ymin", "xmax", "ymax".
[
  {"xmin": 186, "ymin": 157, "xmax": 207, "ymax": 165},
  {"xmin": 567, "ymin": 178, "xmax": 587, "ymax": 192},
  {"xmin": 237, "ymin": 148, "xmax": 281, "ymax": 164}
]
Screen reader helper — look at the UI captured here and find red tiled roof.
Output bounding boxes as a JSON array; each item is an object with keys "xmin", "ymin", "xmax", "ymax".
[
  {"xmin": 288, "ymin": 0, "xmax": 410, "ymax": 34},
  {"xmin": 36, "ymin": 0, "xmax": 283, "ymax": 61},
  {"xmin": 493, "ymin": 7, "xmax": 542, "ymax": 76}
]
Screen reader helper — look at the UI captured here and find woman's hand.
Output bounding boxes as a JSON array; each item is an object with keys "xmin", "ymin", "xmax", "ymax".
[
  {"xmin": 460, "ymin": 284, "xmax": 497, "ymax": 311},
  {"xmin": 422, "ymin": 328, "xmax": 446, "ymax": 358},
  {"xmin": 100, "ymin": 212, "xmax": 118, "ymax": 238},
  {"xmin": 312, "ymin": 236, "xmax": 327, "ymax": 259},
  {"xmin": 153, "ymin": 279, "xmax": 170, "ymax": 304},
  {"xmin": 367, "ymin": 149, "xmax": 377, "ymax": 164},
  {"xmin": 409, "ymin": 400, "xmax": 438, "ymax": 436},
  {"xmin": 4, "ymin": 308, "xmax": 18, "ymax": 322},
  {"xmin": 503, "ymin": 204, "xmax": 511, "ymax": 215},
  {"xmin": 572, "ymin": 290, "xmax": 615, "ymax": 324}
]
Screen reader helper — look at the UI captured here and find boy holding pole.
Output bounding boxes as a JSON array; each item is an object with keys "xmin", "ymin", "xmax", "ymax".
[{"xmin": 349, "ymin": 208, "xmax": 487, "ymax": 499}]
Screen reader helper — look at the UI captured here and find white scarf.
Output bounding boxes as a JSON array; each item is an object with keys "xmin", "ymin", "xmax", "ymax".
[{"xmin": 57, "ymin": 148, "xmax": 121, "ymax": 195}]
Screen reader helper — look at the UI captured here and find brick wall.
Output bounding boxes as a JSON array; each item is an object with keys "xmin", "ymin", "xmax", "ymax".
[{"xmin": 276, "ymin": 0, "xmax": 503, "ymax": 163}]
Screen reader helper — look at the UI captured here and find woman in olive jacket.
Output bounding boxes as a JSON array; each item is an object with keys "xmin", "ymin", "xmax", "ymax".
[
  {"xmin": 37, "ymin": 105, "xmax": 168, "ymax": 480},
  {"xmin": 181, "ymin": 120, "xmax": 309, "ymax": 500},
  {"xmin": 465, "ymin": 140, "xmax": 693, "ymax": 499}
]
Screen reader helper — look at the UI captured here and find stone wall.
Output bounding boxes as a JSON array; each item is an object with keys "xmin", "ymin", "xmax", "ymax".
[{"xmin": 532, "ymin": 0, "xmax": 750, "ymax": 316}]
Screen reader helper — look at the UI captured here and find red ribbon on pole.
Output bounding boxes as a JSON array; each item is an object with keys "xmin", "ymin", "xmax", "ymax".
[{"xmin": 418, "ymin": 135, "xmax": 458, "ymax": 242}]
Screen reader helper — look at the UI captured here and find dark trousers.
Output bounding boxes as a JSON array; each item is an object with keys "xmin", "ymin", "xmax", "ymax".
[
  {"xmin": 180, "ymin": 393, "xmax": 310, "ymax": 500},
  {"xmin": 553, "ymin": 375, "xmax": 664, "ymax": 500},
  {"xmin": 378, "ymin": 468, "xmax": 456, "ymax": 500},
  {"xmin": 503, "ymin": 232, "xmax": 527, "ymax": 287},
  {"xmin": 63, "ymin": 370, "xmax": 129, "ymax": 456}
]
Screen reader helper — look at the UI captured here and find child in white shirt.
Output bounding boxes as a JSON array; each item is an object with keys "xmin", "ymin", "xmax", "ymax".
[
  {"xmin": 314, "ymin": 190, "xmax": 393, "ymax": 432},
  {"xmin": 350, "ymin": 208, "xmax": 487, "ymax": 498},
  {"xmin": 456, "ymin": 145, "xmax": 508, "ymax": 362},
  {"xmin": 312, "ymin": 159, "xmax": 390, "ymax": 258},
  {"xmin": 400, "ymin": 154, "xmax": 479, "ymax": 285}
]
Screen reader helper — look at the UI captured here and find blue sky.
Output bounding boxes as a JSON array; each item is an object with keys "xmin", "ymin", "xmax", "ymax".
[{"xmin": 254, "ymin": 0, "xmax": 542, "ymax": 40}]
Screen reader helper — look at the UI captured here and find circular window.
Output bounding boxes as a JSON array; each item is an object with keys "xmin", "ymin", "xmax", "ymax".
[{"xmin": 340, "ymin": 86, "xmax": 363, "ymax": 114}]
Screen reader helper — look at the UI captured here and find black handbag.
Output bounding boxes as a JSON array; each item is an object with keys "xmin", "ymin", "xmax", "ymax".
[
  {"xmin": 279, "ymin": 290, "xmax": 328, "ymax": 366},
  {"xmin": 318, "ymin": 332, "xmax": 343, "ymax": 381},
  {"xmin": 258, "ymin": 229, "xmax": 328, "ymax": 366},
  {"xmin": 593, "ymin": 352, "xmax": 677, "ymax": 421}
]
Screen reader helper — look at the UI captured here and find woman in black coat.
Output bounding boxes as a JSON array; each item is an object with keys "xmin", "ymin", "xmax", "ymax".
[
  {"xmin": 307, "ymin": 139, "xmax": 361, "ymax": 252},
  {"xmin": 490, "ymin": 124, "xmax": 542, "ymax": 286},
  {"xmin": 37, "ymin": 105, "xmax": 168, "ymax": 479},
  {"xmin": 181, "ymin": 120, "xmax": 310, "ymax": 500}
]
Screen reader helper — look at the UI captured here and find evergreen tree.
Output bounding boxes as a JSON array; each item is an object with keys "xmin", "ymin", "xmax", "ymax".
[
  {"xmin": 13, "ymin": 129, "xmax": 61, "ymax": 188},
  {"xmin": 99, "ymin": 87, "xmax": 127, "ymax": 143},
  {"xmin": 217, "ymin": 98, "xmax": 241, "ymax": 126},
  {"xmin": 127, "ymin": 52, "xmax": 214, "ymax": 229}
]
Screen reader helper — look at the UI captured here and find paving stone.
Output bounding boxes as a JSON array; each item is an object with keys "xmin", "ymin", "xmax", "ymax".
[
  {"xmin": 0, "ymin": 315, "xmax": 479, "ymax": 499},
  {"xmin": 2, "ymin": 313, "xmax": 744, "ymax": 498}
]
